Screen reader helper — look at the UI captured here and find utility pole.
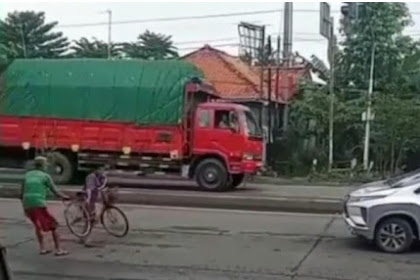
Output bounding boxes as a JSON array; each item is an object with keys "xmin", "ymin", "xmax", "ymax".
[
  {"xmin": 363, "ymin": 44, "xmax": 375, "ymax": 171},
  {"xmin": 320, "ymin": 3, "xmax": 334, "ymax": 172},
  {"xmin": 19, "ymin": 24, "xmax": 27, "ymax": 58},
  {"xmin": 276, "ymin": 35, "xmax": 281, "ymax": 65},
  {"xmin": 328, "ymin": 18, "xmax": 335, "ymax": 173},
  {"xmin": 282, "ymin": 2, "xmax": 293, "ymax": 133},
  {"xmin": 105, "ymin": 10, "xmax": 112, "ymax": 59},
  {"xmin": 363, "ymin": 3, "xmax": 375, "ymax": 172},
  {"xmin": 341, "ymin": 2, "xmax": 374, "ymax": 171}
]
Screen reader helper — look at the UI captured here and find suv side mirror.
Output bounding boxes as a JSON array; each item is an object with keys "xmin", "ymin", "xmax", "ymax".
[{"xmin": 415, "ymin": 187, "xmax": 420, "ymax": 194}]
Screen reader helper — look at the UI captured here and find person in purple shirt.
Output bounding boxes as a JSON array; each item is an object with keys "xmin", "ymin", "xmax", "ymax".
[
  {"xmin": 83, "ymin": 167, "xmax": 107, "ymax": 220},
  {"xmin": 81, "ymin": 166, "xmax": 107, "ymax": 246}
]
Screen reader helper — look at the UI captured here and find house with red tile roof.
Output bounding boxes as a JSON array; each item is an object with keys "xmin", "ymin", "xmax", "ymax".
[{"xmin": 183, "ymin": 45, "xmax": 324, "ymax": 139}]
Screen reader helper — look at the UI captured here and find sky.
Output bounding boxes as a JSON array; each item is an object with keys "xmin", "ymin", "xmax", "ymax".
[{"xmin": 1, "ymin": 1, "xmax": 420, "ymax": 63}]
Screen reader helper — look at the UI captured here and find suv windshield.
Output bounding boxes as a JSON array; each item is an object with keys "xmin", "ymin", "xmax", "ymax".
[
  {"xmin": 386, "ymin": 168, "xmax": 420, "ymax": 188},
  {"xmin": 244, "ymin": 111, "xmax": 262, "ymax": 138}
]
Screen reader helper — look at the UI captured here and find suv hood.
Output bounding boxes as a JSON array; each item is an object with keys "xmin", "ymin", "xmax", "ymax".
[
  {"xmin": 351, "ymin": 187, "xmax": 397, "ymax": 198},
  {"xmin": 352, "ymin": 180, "xmax": 387, "ymax": 194},
  {"xmin": 351, "ymin": 180, "xmax": 395, "ymax": 197}
]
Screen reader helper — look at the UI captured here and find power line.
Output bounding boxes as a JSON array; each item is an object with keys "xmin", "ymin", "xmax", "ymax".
[
  {"xmin": 59, "ymin": 9, "xmax": 282, "ymax": 28},
  {"xmin": 175, "ymin": 35, "xmax": 325, "ymax": 46},
  {"xmin": 176, "ymin": 37, "xmax": 238, "ymax": 45},
  {"xmin": 176, "ymin": 38, "xmax": 326, "ymax": 51},
  {"xmin": 58, "ymin": 8, "xmax": 420, "ymax": 28},
  {"xmin": 59, "ymin": 9, "xmax": 420, "ymax": 29},
  {"xmin": 178, "ymin": 43, "xmax": 239, "ymax": 51}
]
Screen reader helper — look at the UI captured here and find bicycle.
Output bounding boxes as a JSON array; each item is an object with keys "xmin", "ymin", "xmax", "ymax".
[{"xmin": 64, "ymin": 181, "xmax": 129, "ymax": 239}]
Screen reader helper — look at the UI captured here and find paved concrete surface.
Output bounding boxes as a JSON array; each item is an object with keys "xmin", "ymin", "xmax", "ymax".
[
  {"xmin": 1, "ymin": 199, "xmax": 420, "ymax": 280},
  {"xmin": 0, "ymin": 168, "xmax": 354, "ymax": 213},
  {"xmin": 0, "ymin": 182, "xmax": 348, "ymax": 214}
]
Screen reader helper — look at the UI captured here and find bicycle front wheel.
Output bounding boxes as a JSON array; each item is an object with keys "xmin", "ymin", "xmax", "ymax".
[
  {"xmin": 100, "ymin": 206, "xmax": 129, "ymax": 238},
  {"xmin": 64, "ymin": 201, "xmax": 92, "ymax": 238}
]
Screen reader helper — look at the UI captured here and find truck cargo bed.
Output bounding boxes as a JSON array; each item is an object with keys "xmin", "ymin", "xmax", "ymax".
[{"xmin": 0, "ymin": 116, "xmax": 184, "ymax": 155}]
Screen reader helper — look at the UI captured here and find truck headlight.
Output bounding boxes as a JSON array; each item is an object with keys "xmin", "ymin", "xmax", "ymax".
[{"xmin": 243, "ymin": 153, "xmax": 253, "ymax": 160}]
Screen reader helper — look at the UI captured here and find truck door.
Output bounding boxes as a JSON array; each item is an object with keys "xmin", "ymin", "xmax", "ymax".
[
  {"xmin": 193, "ymin": 108, "xmax": 213, "ymax": 152},
  {"xmin": 211, "ymin": 109, "xmax": 243, "ymax": 159}
]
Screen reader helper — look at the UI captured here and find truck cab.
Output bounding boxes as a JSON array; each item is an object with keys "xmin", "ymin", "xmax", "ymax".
[{"xmin": 189, "ymin": 101, "xmax": 263, "ymax": 191}]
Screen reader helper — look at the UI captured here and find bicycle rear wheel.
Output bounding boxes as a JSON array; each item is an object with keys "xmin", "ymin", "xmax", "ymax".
[
  {"xmin": 100, "ymin": 206, "xmax": 129, "ymax": 238},
  {"xmin": 64, "ymin": 201, "xmax": 92, "ymax": 238}
]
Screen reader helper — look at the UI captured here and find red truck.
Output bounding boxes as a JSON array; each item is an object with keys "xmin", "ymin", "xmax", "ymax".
[{"xmin": 0, "ymin": 59, "xmax": 263, "ymax": 191}]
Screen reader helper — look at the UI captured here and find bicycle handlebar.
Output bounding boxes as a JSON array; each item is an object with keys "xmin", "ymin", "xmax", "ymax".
[{"xmin": 98, "ymin": 176, "xmax": 108, "ymax": 192}]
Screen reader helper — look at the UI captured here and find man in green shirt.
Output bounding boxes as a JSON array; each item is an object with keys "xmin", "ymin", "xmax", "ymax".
[{"xmin": 21, "ymin": 156, "xmax": 69, "ymax": 256}]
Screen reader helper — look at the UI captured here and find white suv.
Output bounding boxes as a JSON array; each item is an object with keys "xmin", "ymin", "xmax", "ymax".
[{"xmin": 344, "ymin": 170, "xmax": 420, "ymax": 253}]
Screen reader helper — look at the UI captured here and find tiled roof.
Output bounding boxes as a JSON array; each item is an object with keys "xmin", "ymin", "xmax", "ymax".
[{"xmin": 183, "ymin": 45, "xmax": 309, "ymax": 103}]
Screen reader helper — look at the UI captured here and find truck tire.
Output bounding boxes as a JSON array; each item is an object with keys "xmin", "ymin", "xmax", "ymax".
[
  {"xmin": 48, "ymin": 152, "xmax": 74, "ymax": 185},
  {"xmin": 196, "ymin": 158, "xmax": 228, "ymax": 191},
  {"xmin": 229, "ymin": 174, "xmax": 245, "ymax": 189}
]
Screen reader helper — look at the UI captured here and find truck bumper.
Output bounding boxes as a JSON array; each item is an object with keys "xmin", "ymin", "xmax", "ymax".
[
  {"xmin": 241, "ymin": 160, "xmax": 263, "ymax": 174},
  {"xmin": 229, "ymin": 160, "xmax": 263, "ymax": 174}
]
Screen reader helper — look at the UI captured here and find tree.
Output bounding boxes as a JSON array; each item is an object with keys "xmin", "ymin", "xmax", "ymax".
[
  {"xmin": 371, "ymin": 94, "xmax": 420, "ymax": 175},
  {"xmin": 0, "ymin": 11, "xmax": 69, "ymax": 58},
  {"xmin": 289, "ymin": 83, "xmax": 363, "ymax": 168},
  {"xmin": 336, "ymin": 3, "xmax": 414, "ymax": 92},
  {"xmin": 70, "ymin": 37, "xmax": 122, "ymax": 58},
  {"xmin": 273, "ymin": 3, "xmax": 420, "ymax": 176},
  {"xmin": 122, "ymin": 30, "xmax": 178, "ymax": 60}
]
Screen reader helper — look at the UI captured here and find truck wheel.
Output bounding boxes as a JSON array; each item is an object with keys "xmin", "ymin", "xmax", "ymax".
[
  {"xmin": 229, "ymin": 174, "xmax": 245, "ymax": 189},
  {"xmin": 196, "ymin": 158, "xmax": 228, "ymax": 191},
  {"xmin": 375, "ymin": 217, "xmax": 414, "ymax": 254},
  {"xmin": 48, "ymin": 152, "xmax": 74, "ymax": 185}
]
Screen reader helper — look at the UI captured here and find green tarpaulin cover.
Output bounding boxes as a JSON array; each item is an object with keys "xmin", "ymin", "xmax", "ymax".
[{"xmin": 0, "ymin": 59, "xmax": 204, "ymax": 125}]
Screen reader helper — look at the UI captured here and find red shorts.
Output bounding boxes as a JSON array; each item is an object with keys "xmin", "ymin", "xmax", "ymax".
[{"xmin": 25, "ymin": 207, "xmax": 58, "ymax": 232}]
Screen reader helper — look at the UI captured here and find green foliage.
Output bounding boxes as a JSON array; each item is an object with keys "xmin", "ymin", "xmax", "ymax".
[
  {"xmin": 282, "ymin": 3, "xmax": 420, "ymax": 177},
  {"xmin": 122, "ymin": 30, "xmax": 178, "ymax": 60},
  {"xmin": 371, "ymin": 94, "xmax": 420, "ymax": 174},
  {"xmin": 0, "ymin": 11, "xmax": 69, "ymax": 59},
  {"xmin": 337, "ymin": 3, "xmax": 415, "ymax": 92},
  {"xmin": 70, "ymin": 37, "xmax": 122, "ymax": 58}
]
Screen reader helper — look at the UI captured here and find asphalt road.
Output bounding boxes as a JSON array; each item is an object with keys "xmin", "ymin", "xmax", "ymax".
[{"xmin": 2, "ymin": 199, "xmax": 418, "ymax": 280}]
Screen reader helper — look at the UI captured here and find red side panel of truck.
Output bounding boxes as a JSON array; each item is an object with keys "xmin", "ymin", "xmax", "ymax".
[{"xmin": 0, "ymin": 116, "xmax": 185, "ymax": 155}]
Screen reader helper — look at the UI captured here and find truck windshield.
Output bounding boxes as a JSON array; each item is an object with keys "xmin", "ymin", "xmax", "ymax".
[{"xmin": 244, "ymin": 111, "xmax": 262, "ymax": 138}]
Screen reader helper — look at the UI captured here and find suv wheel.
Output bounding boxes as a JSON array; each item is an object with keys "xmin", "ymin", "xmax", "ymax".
[{"xmin": 375, "ymin": 217, "xmax": 414, "ymax": 253}]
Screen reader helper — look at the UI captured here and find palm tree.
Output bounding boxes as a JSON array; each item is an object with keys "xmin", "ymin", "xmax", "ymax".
[
  {"xmin": 70, "ymin": 37, "xmax": 122, "ymax": 58},
  {"xmin": 122, "ymin": 30, "xmax": 178, "ymax": 60},
  {"xmin": 0, "ymin": 11, "xmax": 69, "ymax": 58}
]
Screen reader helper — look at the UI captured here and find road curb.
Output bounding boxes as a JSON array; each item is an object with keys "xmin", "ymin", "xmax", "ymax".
[{"xmin": 0, "ymin": 184, "xmax": 343, "ymax": 214}]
